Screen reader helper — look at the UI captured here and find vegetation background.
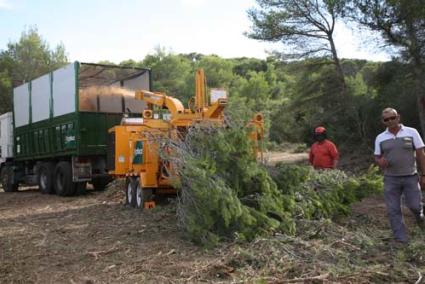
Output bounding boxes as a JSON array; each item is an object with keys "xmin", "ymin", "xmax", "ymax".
[{"xmin": 1, "ymin": 0, "xmax": 425, "ymax": 160}]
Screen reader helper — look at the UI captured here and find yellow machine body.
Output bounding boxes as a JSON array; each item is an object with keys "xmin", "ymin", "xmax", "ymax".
[{"xmin": 109, "ymin": 69, "xmax": 264, "ymax": 197}]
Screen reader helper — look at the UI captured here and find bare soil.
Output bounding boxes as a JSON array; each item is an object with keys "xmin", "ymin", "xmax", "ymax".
[{"xmin": 0, "ymin": 185, "xmax": 222, "ymax": 283}]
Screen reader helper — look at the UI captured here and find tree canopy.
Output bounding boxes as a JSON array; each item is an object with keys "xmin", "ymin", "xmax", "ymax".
[
  {"xmin": 349, "ymin": 0, "xmax": 425, "ymax": 137},
  {"xmin": 0, "ymin": 27, "xmax": 68, "ymax": 113},
  {"xmin": 1, "ymin": 24, "xmax": 423, "ymax": 151},
  {"xmin": 247, "ymin": 0, "xmax": 348, "ymax": 94}
]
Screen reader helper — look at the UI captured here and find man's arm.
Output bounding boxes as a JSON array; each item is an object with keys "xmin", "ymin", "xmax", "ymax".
[
  {"xmin": 416, "ymin": 148, "xmax": 425, "ymax": 188},
  {"xmin": 411, "ymin": 128, "xmax": 425, "ymax": 187},
  {"xmin": 309, "ymin": 148, "xmax": 314, "ymax": 165},
  {"xmin": 375, "ymin": 155, "xmax": 388, "ymax": 169},
  {"xmin": 416, "ymin": 148, "xmax": 425, "ymax": 171},
  {"xmin": 374, "ymin": 136, "xmax": 388, "ymax": 169},
  {"xmin": 332, "ymin": 159, "xmax": 338, "ymax": 169},
  {"xmin": 328, "ymin": 142, "xmax": 339, "ymax": 169}
]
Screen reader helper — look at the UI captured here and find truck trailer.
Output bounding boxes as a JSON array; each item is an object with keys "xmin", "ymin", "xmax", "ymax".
[{"xmin": 0, "ymin": 62, "xmax": 151, "ymax": 196}]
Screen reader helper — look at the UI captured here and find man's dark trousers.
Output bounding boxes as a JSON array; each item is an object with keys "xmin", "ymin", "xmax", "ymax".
[{"xmin": 384, "ymin": 175, "xmax": 423, "ymax": 242}]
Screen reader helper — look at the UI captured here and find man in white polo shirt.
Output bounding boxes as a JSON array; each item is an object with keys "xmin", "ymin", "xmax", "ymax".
[{"xmin": 374, "ymin": 108, "xmax": 425, "ymax": 244}]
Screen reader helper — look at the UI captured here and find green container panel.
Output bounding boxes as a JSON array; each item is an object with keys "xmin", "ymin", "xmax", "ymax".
[
  {"xmin": 14, "ymin": 113, "xmax": 77, "ymax": 160},
  {"xmin": 78, "ymin": 112, "xmax": 123, "ymax": 156},
  {"xmin": 14, "ymin": 112, "xmax": 123, "ymax": 161}
]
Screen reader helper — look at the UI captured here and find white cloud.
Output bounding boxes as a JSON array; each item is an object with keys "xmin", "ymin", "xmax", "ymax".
[
  {"xmin": 180, "ymin": 0, "xmax": 207, "ymax": 7},
  {"xmin": 0, "ymin": 0, "xmax": 12, "ymax": 10},
  {"xmin": 334, "ymin": 21, "xmax": 390, "ymax": 61}
]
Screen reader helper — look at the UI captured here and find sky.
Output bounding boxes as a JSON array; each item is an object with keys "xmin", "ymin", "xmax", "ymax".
[{"xmin": 0, "ymin": 0, "xmax": 391, "ymax": 63}]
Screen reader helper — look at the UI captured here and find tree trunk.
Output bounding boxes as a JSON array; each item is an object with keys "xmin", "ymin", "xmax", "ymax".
[
  {"xmin": 413, "ymin": 65, "xmax": 425, "ymax": 137},
  {"xmin": 328, "ymin": 35, "xmax": 347, "ymax": 96},
  {"xmin": 406, "ymin": 21, "xmax": 425, "ymax": 138}
]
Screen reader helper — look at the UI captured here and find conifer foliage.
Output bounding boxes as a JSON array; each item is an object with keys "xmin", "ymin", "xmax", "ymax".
[{"xmin": 167, "ymin": 124, "xmax": 383, "ymax": 246}]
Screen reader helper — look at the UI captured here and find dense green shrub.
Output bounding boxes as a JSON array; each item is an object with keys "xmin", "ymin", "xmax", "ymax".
[
  {"xmin": 169, "ymin": 125, "xmax": 295, "ymax": 246},
  {"xmin": 169, "ymin": 126, "xmax": 383, "ymax": 246},
  {"xmin": 271, "ymin": 164, "xmax": 383, "ymax": 221}
]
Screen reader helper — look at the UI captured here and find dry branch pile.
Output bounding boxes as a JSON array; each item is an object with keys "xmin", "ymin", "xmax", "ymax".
[{"xmin": 221, "ymin": 216, "xmax": 425, "ymax": 283}]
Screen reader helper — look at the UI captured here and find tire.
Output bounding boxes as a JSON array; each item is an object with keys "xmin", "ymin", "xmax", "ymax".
[
  {"xmin": 125, "ymin": 177, "xmax": 137, "ymax": 208},
  {"xmin": 1, "ymin": 166, "xmax": 18, "ymax": 193},
  {"xmin": 92, "ymin": 177, "xmax": 112, "ymax": 191},
  {"xmin": 54, "ymin": 162, "xmax": 76, "ymax": 197},
  {"xmin": 0, "ymin": 167, "xmax": 5, "ymax": 190},
  {"xmin": 135, "ymin": 180, "xmax": 153, "ymax": 209},
  {"xmin": 75, "ymin": 182, "xmax": 87, "ymax": 195},
  {"xmin": 38, "ymin": 163, "xmax": 55, "ymax": 194}
]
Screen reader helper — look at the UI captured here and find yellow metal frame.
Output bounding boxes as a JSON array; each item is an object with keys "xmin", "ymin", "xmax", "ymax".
[{"xmin": 110, "ymin": 69, "xmax": 264, "ymax": 194}]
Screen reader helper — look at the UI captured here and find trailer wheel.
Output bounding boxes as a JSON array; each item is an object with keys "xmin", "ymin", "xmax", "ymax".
[
  {"xmin": 75, "ymin": 182, "xmax": 87, "ymax": 195},
  {"xmin": 135, "ymin": 181, "xmax": 153, "ymax": 209},
  {"xmin": 38, "ymin": 163, "xmax": 55, "ymax": 194},
  {"xmin": 125, "ymin": 177, "xmax": 137, "ymax": 208},
  {"xmin": 92, "ymin": 177, "xmax": 112, "ymax": 191},
  {"xmin": 54, "ymin": 162, "xmax": 76, "ymax": 197},
  {"xmin": 0, "ymin": 167, "xmax": 5, "ymax": 190},
  {"xmin": 1, "ymin": 166, "xmax": 18, "ymax": 192}
]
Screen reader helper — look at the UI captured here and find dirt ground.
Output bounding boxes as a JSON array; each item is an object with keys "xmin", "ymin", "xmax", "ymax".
[
  {"xmin": 0, "ymin": 185, "xmax": 404, "ymax": 284},
  {"xmin": 0, "ymin": 184, "xmax": 235, "ymax": 283},
  {"xmin": 0, "ymin": 151, "xmax": 419, "ymax": 283}
]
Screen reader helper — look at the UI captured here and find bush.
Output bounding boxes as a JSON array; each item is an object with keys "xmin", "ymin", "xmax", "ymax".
[
  {"xmin": 169, "ymin": 124, "xmax": 291, "ymax": 246},
  {"xmin": 270, "ymin": 164, "xmax": 383, "ymax": 220},
  {"xmin": 168, "ymin": 125, "xmax": 383, "ymax": 246}
]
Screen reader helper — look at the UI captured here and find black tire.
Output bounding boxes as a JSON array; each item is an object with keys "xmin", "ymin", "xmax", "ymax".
[
  {"xmin": 92, "ymin": 177, "xmax": 112, "ymax": 191},
  {"xmin": 125, "ymin": 177, "xmax": 137, "ymax": 208},
  {"xmin": 38, "ymin": 163, "xmax": 55, "ymax": 194},
  {"xmin": 135, "ymin": 180, "xmax": 153, "ymax": 209},
  {"xmin": 75, "ymin": 182, "xmax": 87, "ymax": 195},
  {"xmin": 0, "ymin": 167, "xmax": 5, "ymax": 190},
  {"xmin": 54, "ymin": 162, "xmax": 76, "ymax": 197},
  {"xmin": 1, "ymin": 166, "xmax": 18, "ymax": 192}
]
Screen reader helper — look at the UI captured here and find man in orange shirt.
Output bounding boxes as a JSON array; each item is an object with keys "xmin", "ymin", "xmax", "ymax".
[{"xmin": 309, "ymin": 126, "xmax": 339, "ymax": 169}]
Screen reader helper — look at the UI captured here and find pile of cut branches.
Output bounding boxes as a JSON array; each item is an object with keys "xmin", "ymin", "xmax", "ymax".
[
  {"xmin": 163, "ymin": 123, "xmax": 382, "ymax": 246},
  {"xmin": 221, "ymin": 216, "xmax": 425, "ymax": 283},
  {"xmin": 270, "ymin": 163, "xmax": 383, "ymax": 220}
]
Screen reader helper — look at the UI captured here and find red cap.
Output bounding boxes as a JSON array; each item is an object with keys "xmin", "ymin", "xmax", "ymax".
[{"xmin": 314, "ymin": 126, "xmax": 326, "ymax": 134}]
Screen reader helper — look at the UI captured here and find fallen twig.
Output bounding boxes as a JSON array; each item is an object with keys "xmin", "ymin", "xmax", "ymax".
[
  {"xmin": 331, "ymin": 239, "xmax": 361, "ymax": 251},
  {"xmin": 415, "ymin": 271, "xmax": 423, "ymax": 284},
  {"xmin": 87, "ymin": 246, "xmax": 119, "ymax": 260},
  {"xmin": 281, "ymin": 273, "xmax": 330, "ymax": 283}
]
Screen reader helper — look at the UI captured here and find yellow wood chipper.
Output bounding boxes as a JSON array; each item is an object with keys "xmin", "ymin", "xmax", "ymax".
[{"xmin": 108, "ymin": 69, "xmax": 264, "ymax": 209}]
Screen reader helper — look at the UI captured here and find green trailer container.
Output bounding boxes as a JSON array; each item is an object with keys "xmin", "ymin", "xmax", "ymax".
[{"xmin": 0, "ymin": 62, "xmax": 151, "ymax": 196}]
